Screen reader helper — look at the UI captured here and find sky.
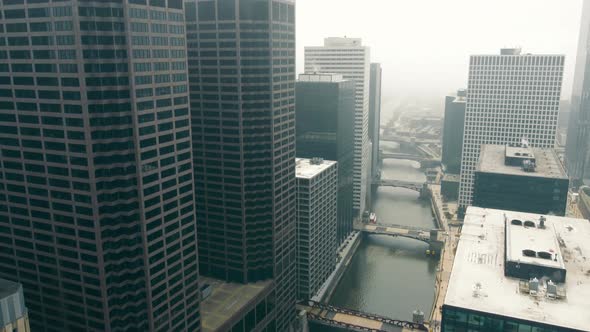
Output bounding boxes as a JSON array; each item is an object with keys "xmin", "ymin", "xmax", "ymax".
[{"xmin": 296, "ymin": 0, "xmax": 584, "ymax": 112}]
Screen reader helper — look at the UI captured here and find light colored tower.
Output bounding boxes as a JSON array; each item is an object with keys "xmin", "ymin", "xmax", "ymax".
[
  {"xmin": 0, "ymin": 1, "xmax": 200, "ymax": 331},
  {"xmin": 458, "ymin": 48, "xmax": 564, "ymax": 210},
  {"xmin": 305, "ymin": 37, "xmax": 371, "ymax": 217},
  {"xmin": 295, "ymin": 158, "xmax": 338, "ymax": 301}
]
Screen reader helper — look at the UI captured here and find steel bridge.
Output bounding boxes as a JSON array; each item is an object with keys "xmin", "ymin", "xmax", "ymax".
[
  {"xmin": 371, "ymin": 179, "xmax": 424, "ymax": 192},
  {"xmin": 354, "ymin": 222, "xmax": 434, "ymax": 244},
  {"xmin": 379, "ymin": 152, "xmax": 441, "ymax": 168},
  {"xmin": 298, "ymin": 300, "xmax": 428, "ymax": 332},
  {"xmin": 381, "ymin": 135, "xmax": 439, "ymax": 145}
]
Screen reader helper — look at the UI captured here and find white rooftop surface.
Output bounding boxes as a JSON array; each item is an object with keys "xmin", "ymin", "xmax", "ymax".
[
  {"xmin": 298, "ymin": 73, "xmax": 345, "ymax": 83},
  {"xmin": 477, "ymin": 145, "xmax": 568, "ymax": 179},
  {"xmin": 296, "ymin": 158, "xmax": 337, "ymax": 180},
  {"xmin": 445, "ymin": 207, "xmax": 590, "ymax": 331},
  {"xmin": 505, "ymin": 219, "xmax": 565, "ymax": 270}
]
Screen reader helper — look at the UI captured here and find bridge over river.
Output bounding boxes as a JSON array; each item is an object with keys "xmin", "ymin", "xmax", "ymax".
[
  {"xmin": 353, "ymin": 222, "xmax": 445, "ymax": 255},
  {"xmin": 298, "ymin": 300, "xmax": 428, "ymax": 332}
]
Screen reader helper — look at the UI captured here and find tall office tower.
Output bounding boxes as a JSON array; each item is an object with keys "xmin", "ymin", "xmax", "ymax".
[
  {"xmin": 295, "ymin": 158, "xmax": 338, "ymax": 301},
  {"xmin": 566, "ymin": 1, "xmax": 590, "ymax": 187},
  {"xmin": 458, "ymin": 49, "xmax": 563, "ymax": 210},
  {"xmin": 0, "ymin": 1, "xmax": 200, "ymax": 331},
  {"xmin": 442, "ymin": 89, "xmax": 466, "ymax": 174},
  {"xmin": 305, "ymin": 37, "xmax": 371, "ymax": 217},
  {"xmin": 296, "ymin": 73, "xmax": 354, "ymax": 245},
  {"xmin": 369, "ymin": 63, "xmax": 382, "ymax": 183},
  {"xmin": 185, "ymin": 0, "xmax": 297, "ymax": 330}
]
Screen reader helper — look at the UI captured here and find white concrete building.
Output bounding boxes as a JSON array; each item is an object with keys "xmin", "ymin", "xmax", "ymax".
[
  {"xmin": 443, "ymin": 207, "xmax": 590, "ymax": 331},
  {"xmin": 458, "ymin": 48, "xmax": 564, "ymax": 209},
  {"xmin": 305, "ymin": 37, "xmax": 371, "ymax": 216},
  {"xmin": 295, "ymin": 158, "xmax": 338, "ymax": 300}
]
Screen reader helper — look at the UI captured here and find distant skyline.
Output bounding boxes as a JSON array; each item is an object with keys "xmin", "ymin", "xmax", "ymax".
[{"xmin": 296, "ymin": 0, "xmax": 583, "ymax": 111}]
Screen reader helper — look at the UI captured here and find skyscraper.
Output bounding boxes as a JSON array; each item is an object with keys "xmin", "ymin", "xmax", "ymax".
[
  {"xmin": 566, "ymin": 1, "xmax": 590, "ymax": 187},
  {"xmin": 295, "ymin": 158, "xmax": 338, "ymax": 301},
  {"xmin": 305, "ymin": 37, "xmax": 371, "ymax": 217},
  {"xmin": 369, "ymin": 63, "xmax": 382, "ymax": 183},
  {"xmin": 458, "ymin": 49, "xmax": 563, "ymax": 210},
  {"xmin": 185, "ymin": 0, "xmax": 297, "ymax": 330},
  {"xmin": 0, "ymin": 1, "xmax": 200, "ymax": 331},
  {"xmin": 442, "ymin": 89, "xmax": 466, "ymax": 174},
  {"xmin": 296, "ymin": 73, "xmax": 354, "ymax": 245}
]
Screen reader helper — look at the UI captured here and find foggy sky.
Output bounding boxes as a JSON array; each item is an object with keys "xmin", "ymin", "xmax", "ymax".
[{"xmin": 296, "ymin": 0, "xmax": 583, "ymax": 109}]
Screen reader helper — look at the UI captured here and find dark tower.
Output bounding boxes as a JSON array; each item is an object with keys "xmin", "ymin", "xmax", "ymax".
[{"xmin": 186, "ymin": 0, "xmax": 297, "ymax": 329}]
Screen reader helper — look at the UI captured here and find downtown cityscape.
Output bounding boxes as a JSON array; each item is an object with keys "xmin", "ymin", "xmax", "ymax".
[{"xmin": 0, "ymin": 1, "xmax": 589, "ymax": 332}]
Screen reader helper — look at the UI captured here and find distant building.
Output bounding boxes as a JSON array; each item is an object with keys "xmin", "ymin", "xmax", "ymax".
[
  {"xmin": 566, "ymin": 1, "xmax": 590, "ymax": 187},
  {"xmin": 473, "ymin": 145, "xmax": 568, "ymax": 216},
  {"xmin": 442, "ymin": 90, "xmax": 466, "ymax": 174},
  {"xmin": 443, "ymin": 207, "xmax": 590, "ymax": 331},
  {"xmin": 305, "ymin": 37, "xmax": 371, "ymax": 216},
  {"xmin": 0, "ymin": 279, "xmax": 29, "ymax": 332},
  {"xmin": 459, "ymin": 49, "xmax": 563, "ymax": 210},
  {"xmin": 296, "ymin": 73, "xmax": 355, "ymax": 244},
  {"xmin": 576, "ymin": 186, "xmax": 590, "ymax": 220},
  {"xmin": 296, "ymin": 158, "xmax": 338, "ymax": 300},
  {"xmin": 369, "ymin": 63, "xmax": 383, "ymax": 182}
]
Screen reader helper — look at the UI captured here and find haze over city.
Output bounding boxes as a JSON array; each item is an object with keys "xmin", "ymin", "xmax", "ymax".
[{"xmin": 297, "ymin": 0, "xmax": 583, "ymax": 114}]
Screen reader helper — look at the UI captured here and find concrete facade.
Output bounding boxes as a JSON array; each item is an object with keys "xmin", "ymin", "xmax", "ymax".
[
  {"xmin": 0, "ymin": 279, "xmax": 29, "ymax": 332},
  {"xmin": 305, "ymin": 37, "xmax": 371, "ymax": 217},
  {"xmin": 296, "ymin": 158, "xmax": 338, "ymax": 301},
  {"xmin": 458, "ymin": 49, "xmax": 563, "ymax": 210}
]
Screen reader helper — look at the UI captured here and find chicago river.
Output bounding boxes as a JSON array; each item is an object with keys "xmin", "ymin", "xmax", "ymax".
[{"xmin": 328, "ymin": 141, "xmax": 438, "ymax": 321}]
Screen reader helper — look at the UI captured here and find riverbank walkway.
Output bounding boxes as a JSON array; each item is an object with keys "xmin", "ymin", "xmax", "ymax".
[{"xmin": 298, "ymin": 300, "xmax": 428, "ymax": 332}]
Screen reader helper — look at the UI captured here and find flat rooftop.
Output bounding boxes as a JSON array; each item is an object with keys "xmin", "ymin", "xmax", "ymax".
[
  {"xmin": 444, "ymin": 207, "xmax": 590, "ymax": 331},
  {"xmin": 298, "ymin": 73, "xmax": 345, "ymax": 83},
  {"xmin": 296, "ymin": 158, "xmax": 337, "ymax": 179},
  {"xmin": 0, "ymin": 278, "xmax": 21, "ymax": 300},
  {"xmin": 200, "ymin": 277, "xmax": 273, "ymax": 332},
  {"xmin": 476, "ymin": 145, "xmax": 567, "ymax": 179}
]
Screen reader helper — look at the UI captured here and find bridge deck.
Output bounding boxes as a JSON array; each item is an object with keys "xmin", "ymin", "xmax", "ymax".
[
  {"xmin": 299, "ymin": 301, "xmax": 427, "ymax": 332},
  {"xmin": 359, "ymin": 224, "xmax": 431, "ymax": 242}
]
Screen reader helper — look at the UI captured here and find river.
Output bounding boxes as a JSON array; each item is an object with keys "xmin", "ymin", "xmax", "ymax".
[{"xmin": 326, "ymin": 141, "xmax": 438, "ymax": 323}]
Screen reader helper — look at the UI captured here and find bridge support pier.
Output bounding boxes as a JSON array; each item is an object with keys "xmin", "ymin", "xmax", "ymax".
[{"xmin": 419, "ymin": 184, "xmax": 430, "ymax": 199}]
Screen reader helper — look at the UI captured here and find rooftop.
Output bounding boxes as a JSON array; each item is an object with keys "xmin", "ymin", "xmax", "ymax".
[
  {"xmin": 298, "ymin": 73, "xmax": 345, "ymax": 83},
  {"xmin": 505, "ymin": 217, "xmax": 565, "ymax": 270},
  {"xmin": 476, "ymin": 144, "xmax": 567, "ymax": 180},
  {"xmin": 0, "ymin": 278, "xmax": 20, "ymax": 299},
  {"xmin": 324, "ymin": 37, "xmax": 363, "ymax": 47},
  {"xmin": 296, "ymin": 158, "xmax": 337, "ymax": 179},
  {"xmin": 444, "ymin": 207, "xmax": 590, "ymax": 331},
  {"xmin": 200, "ymin": 277, "xmax": 273, "ymax": 332}
]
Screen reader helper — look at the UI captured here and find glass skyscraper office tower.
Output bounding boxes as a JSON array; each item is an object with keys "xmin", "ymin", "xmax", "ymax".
[
  {"xmin": 0, "ymin": 0, "xmax": 200, "ymax": 331},
  {"xmin": 186, "ymin": 0, "xmax": 297, "ymax": 330}
]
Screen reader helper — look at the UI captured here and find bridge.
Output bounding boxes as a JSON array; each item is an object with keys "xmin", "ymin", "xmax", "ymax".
[
  {"xmin": 380, "ymin": 152, "xmax": 441, "ymax": 169},
  {"xmin": 381, "ymin": 134, "xmax": 439, "ymax": 145},
  {"xmin": 353, "ymin": 222, "xmax": 445, "ymax": 255},
  {"xmin": 371, "ymin": 179, "xmax": 425, "ymax": 192},
  {"xmin": 298, "ymin": 300, "xmax": 428, "ymax": 332}
]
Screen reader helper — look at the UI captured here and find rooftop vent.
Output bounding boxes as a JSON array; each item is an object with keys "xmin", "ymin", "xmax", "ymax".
[
  {"xmin": 511, "ymin": 219, "xmax": 523, "ymax": 226},
  {"xmin": 539, "ymin": 216, "xmax": 546, "ymax": 229},
  {"xmin": 523, "ymin": 220, "xmax": 536, "ymax": 228},
  {"xmin": 529, "ymin": 277, "xmax": 539, "ymax": 293},
  {"xmin": 310, "ymin": 157, "xmax": 324, "ymax": 165},
  {"xmin": 538, "ymin": 251, "xmax": 552, "ymax": 260},
  {"xmin": 522, "ymin": 249, "xmax": 536, "ymax": 257},
  {"xmin": 522, "ymin": 160, "xmax": 536, "ymax": 172},
  {"xmin": 547, "ymin": 280, "xmax": 557, "ymax": 298}
]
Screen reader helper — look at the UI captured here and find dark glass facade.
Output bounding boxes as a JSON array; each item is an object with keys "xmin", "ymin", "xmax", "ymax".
[
  {"xmin": 442, "ymin": 91, "xmax": 466, "ymax": 175},
  {"xmin": 0, "ymin": 1, "xmax": 200, "ymax": 331},
  {"xmin": 295, "ymin": 78, "xmax": 355, "ymax": 245},
  {"xmin": 442, "ymin": 305, "xmax": 584, "ymax": 332},
  {"xmin": 473, "ymin": 172, "xmax": 568, "ymax": 216},
  {"xmin": 186, "ymin": 0, "xmax": 297, "ymax": 330}
]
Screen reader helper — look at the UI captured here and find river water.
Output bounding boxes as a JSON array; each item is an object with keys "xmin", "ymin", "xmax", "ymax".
[{"xmin": 327, "ymin": 141, "xmax": 438, "ymax": 322}]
